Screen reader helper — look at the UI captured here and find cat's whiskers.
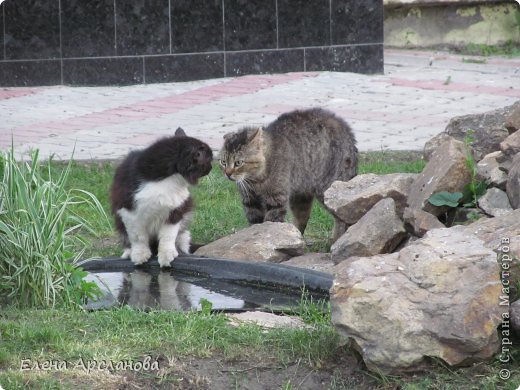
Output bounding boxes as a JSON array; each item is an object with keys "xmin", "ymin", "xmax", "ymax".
[{"xmin": 237, "ymin": 177, "xmax": 252, "ymax": 203}]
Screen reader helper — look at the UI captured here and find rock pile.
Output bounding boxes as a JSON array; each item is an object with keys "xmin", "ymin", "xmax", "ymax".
[
  {"xmin": 325, "ymin": 101, "xmax": 519, "ymax": 373},
  {"xmin": 195, "ymin": 101, "xmax": 520, "ymax": 374}
]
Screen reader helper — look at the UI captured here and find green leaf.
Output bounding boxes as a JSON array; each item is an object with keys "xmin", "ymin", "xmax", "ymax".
[
  {"xmin": 199, "ymin": 298, "xmax": 213, "ymax": 314},
  {"xmin": 428, "ymin": 191, "xmax": 463, "ymax": 207}
]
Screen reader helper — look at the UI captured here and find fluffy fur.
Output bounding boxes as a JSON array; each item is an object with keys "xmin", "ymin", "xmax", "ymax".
[
  {"xmin": 219, "ymin": 108, "xmax": 357, "ymax": 241},
  {"xmin": 110, "ymin": 128, "xmax": 213, "ymax": 267}
]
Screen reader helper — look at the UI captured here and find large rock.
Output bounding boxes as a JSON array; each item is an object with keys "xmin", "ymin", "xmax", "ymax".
[
  {"xmin": 408, "ymin": 137, "xmax": 471, "ymax": 216},
  {"xmin": 331, "ymin": 227, "xmax": 503, "ymax": 373},
  {"xmin": 505, "ymin": 102, "xmax": 520, "ymax": 134},
  {"xmin": 331, "ymin": 198, "xmax": 407, "ymax": 263},
  {"xmin": 443, "ymin": 102, "xmax": 519, "ymax": 159},
  {"xmin": 194, "ymin": 222, "xmax": 305, "ymax": 262},
  {"xmin": 477, "ymin": 188, "xmax": 513, "ymax": 217},
  {"xmin": 423, "ymin": 133, "xmax": 453, "ymax": 161},
  {"xmin": 324, "ymin": 173, "xmax": 417, "ymax": 225},
  {"xmin": 506, "ymin": 153, "xmax": 520, "ymax": 209},
  {"xmin": 403, "ymin": 207, "xmax": 445, "ymax": 237},
  {"xmin": 462, "ymin": 208, "xmax": 520, "ymax": 285},
  {"xmin": 500, "ymin": 131, "xmax": 520, "ymax": 158},
  {"xmin": 476, "ymin": 151, "xmax": 508, "ymax": 190}
]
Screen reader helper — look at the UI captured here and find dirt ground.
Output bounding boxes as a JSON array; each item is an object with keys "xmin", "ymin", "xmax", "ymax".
[{"xmin": 40, "ymin": 351, "xmax": 370, "ymax": 390}]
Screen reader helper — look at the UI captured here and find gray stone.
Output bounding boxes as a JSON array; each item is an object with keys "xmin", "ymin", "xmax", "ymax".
[
  {"xmin": 423, "ymin": 133, "xmax": 453, "ymax": 161},
  {"xmin": 506, "ymin": 153, "xmax": 520, "ymax": 209},
  {"xmin": 500, "ymin": 131, "xmax": 520, "ymax": 158},
  {"xmin": 476, "ymin": 151, "xmax": 508, "ymax": 190},
  {"xmin": 330, "ymin": 227, "xmax": 503, "ymax": 374},
  {"xmin": 443, "ymin": 102, "xmax": 519, "ymax": 159},
  {"xmin": 227, "ymin": 311, "xmax": 308, "ymax": 329},
  {"xmin": 324, "ymin": 173, "xmax": 417, "ymax": 226},
  {"xmin": 511, "ymin": 300, "xmax": 520, "ymax": 335},
  {"xmin": 403, "ymin": 207, "xmax": 445, "ymax": 237},
  {"xmin": 463, "ymin": 208, "xmax": 520, "ymax": 259},
  {"xmin": 281, "ymin": 253, "xmax": 334, "ymax": 274},
  {"xmin": 408, "ymin": 137, "xmax": 471, "ymax": 216},
  {"xmin": 462, "ymin": 209, "xmax": 520, "ymax": 286},
  {"xmin": 194, "ymin": 222, "xmax": 305, "ymax": 263},
  {"xmin": 477, "ymin": 188, "xmax": 513, "ymax": 217},
  {"xmin": 331, "ymin": 198, "xmax": 407, "ymax": 263},
  {"xmin": 505, "ymin": 102, "xmax": 520, "ymax": 134}
]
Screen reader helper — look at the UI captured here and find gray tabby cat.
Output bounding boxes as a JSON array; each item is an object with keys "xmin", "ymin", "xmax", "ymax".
[{"xmin": 219, "ymin": 108, "xmax": 357, "ymax": 241}]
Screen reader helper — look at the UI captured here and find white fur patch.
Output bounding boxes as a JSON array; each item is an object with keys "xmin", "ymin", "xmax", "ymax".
[
  {"xmin": 117, "ymin": 174, "xmax": 191, "ymax": 265},
  {"xmin": 176, "ymin": 230, "xmax": 191, "ymax": 254},
  {"xmin": 157, "ymin": 223, "xmax": 180, "ymax": 267}
]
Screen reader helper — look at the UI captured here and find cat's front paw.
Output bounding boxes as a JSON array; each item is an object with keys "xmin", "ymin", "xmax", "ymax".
[
  {"xmin": 158, "ymin": 247, "xmax": 179, "ymax": 268},
  {"xmin": 131, "ymin": 245, "xmax": 152, "ymax": 265}
]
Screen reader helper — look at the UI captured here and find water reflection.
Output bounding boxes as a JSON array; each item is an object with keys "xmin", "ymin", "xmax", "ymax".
[{"xmin": 86, "ymin": 270, "xmax": 251, "ymax": 311}]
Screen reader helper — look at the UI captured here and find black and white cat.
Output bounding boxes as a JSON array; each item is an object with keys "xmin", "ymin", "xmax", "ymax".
[{"xmin": 110, "ymin": 128, "xmax": 213, "ymax": 267}]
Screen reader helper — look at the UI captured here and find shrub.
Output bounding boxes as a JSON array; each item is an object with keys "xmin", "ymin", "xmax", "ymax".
[{"xmin": 0, "ymin": 148, "xmax": 107, "ymax": 307}]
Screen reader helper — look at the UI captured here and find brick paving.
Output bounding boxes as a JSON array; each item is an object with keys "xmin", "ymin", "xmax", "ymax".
[{"xmin": 1, "ymin": 49, "xmax": 519, "ymax": 160}]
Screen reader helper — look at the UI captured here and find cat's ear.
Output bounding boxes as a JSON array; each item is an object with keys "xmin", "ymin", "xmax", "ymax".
[
  {"xmin": 247, "ymin": 127, "xmax": 264, "ymax": 144},
  {"xmin": 175, "ymin": 127, "xmax": 187, "ymax": 137}
]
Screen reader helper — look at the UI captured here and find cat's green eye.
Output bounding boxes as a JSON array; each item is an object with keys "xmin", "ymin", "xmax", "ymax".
[
  {"xmin": 220, "ymin": 159, "xmax": 226, "ymax": 167},
  {"xmin": 234, "ymin": 160, "xmax": 244, "ymax": 168}
]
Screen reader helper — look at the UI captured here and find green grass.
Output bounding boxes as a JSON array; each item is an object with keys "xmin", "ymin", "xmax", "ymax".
[
  {"xmin": 358, "ymin": 150, "xmax": 424, "ymax": 175},
  {"xmin": 462, "ymin": 57, "xmax": 488, "ymax": 64},
  {"xmin": 1, "ymin": 307, "xmax": 306, "ymax": 362},
  {"xmin": 452, "ymin": 41, "xmax": 520, "ymax": 58},
  {"xmin": 0, "ymin": 151, "xmax": 109, "ymax": 308},
  {"xmin": 0, "ymin": 305, "xmax": 339, "ymax": 388},
  {"xmin": 2, "ymin": 151, "xmax": 520, "ymax": 389},
  {"xmin": 0, "ymin": 305, "xmax": 518, "ymax": 389},
  {"xmin": 64, "ymin": 150, "xmax": 426, "ymax": 257},
  {"xmin": 46, "ymin": 161, "xmax": 115, "ymax": 237}
]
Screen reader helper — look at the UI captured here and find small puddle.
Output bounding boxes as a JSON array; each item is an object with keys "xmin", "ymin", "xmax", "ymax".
[
  {"xmin": 87, "ymin": 269, "xmax": 307, "ymax": 311},
  {"xmin": 82, "ymin": 256, "xmax": 332, "ymax": 312}
]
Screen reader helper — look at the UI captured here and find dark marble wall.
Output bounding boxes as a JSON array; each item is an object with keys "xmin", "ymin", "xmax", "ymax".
[
  {"xmin": 0, "ymin": 3, "xmax": 4, "ymax": 61},
  {"xmin": 225, "ymin": 0, "xmax": 277, "ymax": 51},
  {"xmin": 0, "ymin": 0, "xmax": 383, "ymax": 86},
  {"xmin": 4, "ymin": 0, "xmax": 61, "ymax": 60},
  {"xmin": 171, "ymin": 1, "xmax": 224, "ymax": 53},
  {"xmin": 278, "ymin": 0, "xmax": 330, "ymax": 48},
  {"xmin": 116, "ymin": 0, "xmax": 170, "ymax": 56}
]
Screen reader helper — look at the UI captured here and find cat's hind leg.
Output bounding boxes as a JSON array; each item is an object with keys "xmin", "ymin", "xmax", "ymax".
[
  {"xmin": 175, "ymin": 212, "xmax": 192, "ymax": 255},
  {"xmin": 290, "ymin": 193, "xmax": 314, "ymax": 234},
  {"xmin": 121, "ymin": 247, "xmax": 131, "ymax": 259},
  {"xmin": 176, "ymin": 228, "xmax": 191, "ymax": 254},
  {"xmin": 157, "ymin": 223, "xmax": 181, "ymax": 268},
  {"xmin": 115, "ymin": 213, "xmax": 132, "ymax": 259}
]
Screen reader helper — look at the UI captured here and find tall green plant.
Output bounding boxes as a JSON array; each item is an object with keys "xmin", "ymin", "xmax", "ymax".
[
  {"xmin": 461, "ymin": 130, "xmax": 487, "ymax": 207},
  {"xmin": 0, "ymin": 148, "xmax": 107, "ymax": 307}
]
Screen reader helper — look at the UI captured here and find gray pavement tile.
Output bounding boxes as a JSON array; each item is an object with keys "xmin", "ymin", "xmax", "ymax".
[{"xmin": 1, "ymin": 49, "xmax": 519, "ymax": 160}]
